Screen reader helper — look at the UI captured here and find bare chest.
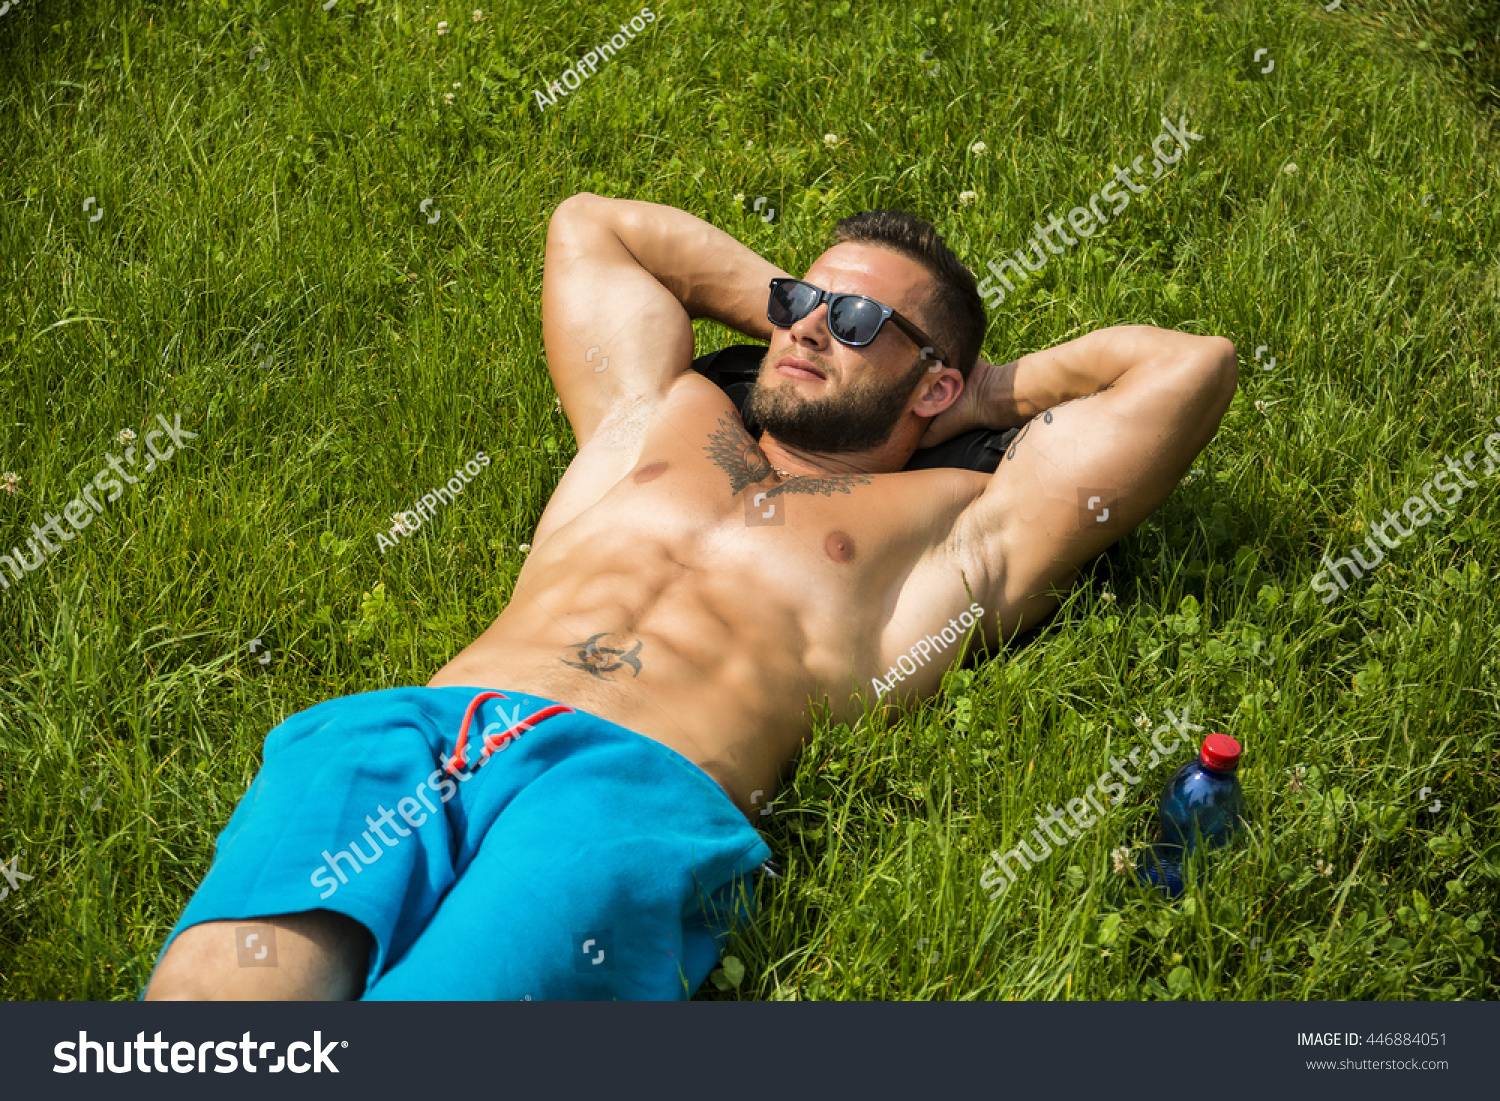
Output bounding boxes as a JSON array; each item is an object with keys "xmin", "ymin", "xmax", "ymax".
[{"xmin": 528, "ymin": 386, "xmax": 987, "ymax": 656}]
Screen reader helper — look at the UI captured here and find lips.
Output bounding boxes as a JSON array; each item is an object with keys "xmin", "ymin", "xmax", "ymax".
[{"xmin": 775, "ymin": 356, "xmax": 826, "ymax": 381}]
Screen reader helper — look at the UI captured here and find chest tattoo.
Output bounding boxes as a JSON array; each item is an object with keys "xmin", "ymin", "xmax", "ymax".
[
  {"xmin": 702, "ymin": 415, "xmax": 872, "ymax": 499},
  {"xmin": 704, "ymin": 415, "xmax": 775, "ymax": 494}
]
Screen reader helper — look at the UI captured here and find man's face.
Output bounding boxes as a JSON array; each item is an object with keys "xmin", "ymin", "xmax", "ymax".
[{"xmin": 746, "ymin": 243, "xmax": 940, "ymax": 454}]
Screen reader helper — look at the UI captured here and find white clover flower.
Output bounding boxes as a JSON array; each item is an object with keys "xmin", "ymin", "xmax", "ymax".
[
  {"xmin": 958, "ymin": 190, "xmax": 978, "ymax": 206},
  {"xmin": 1313, "ymin": 856, "xmax": 1333, "ymax": 877},
  {"xmin": 733, "ymin": 192, "xmax": 745, "ymax": 204},
  {"xmin": 744, "ymin": 139, "xmax": 755, "ymax": 149},
  {"xmin": 472, "ymin": 9, "xmax": 484, "ymax": 22},
  {"xmin": 1283, "ymin": 162, "xmax": 1298, "ymax": 174},
  {"xmin": 391, "ymin": 513, "xmax": 415, "ymax": 536},
  {"xmin": 1287, "ymin": 766, "xmax": 1306, "ymax": 794},
  {"xmin": 443, "ymin": 92, "xmax": 455, "ymax": 105},
  {"xmin": 1135, "ymin": 714, "xmax": 1151, "ymax": 730},
  {"xmin": 1, "ymin": 472, "xmax": 19, "ymax": 495},
  {"xmin": 116, "ymin": 428, "xmax": 137, "ymax": 444},
  {"xmin": 1110, "ymin": 846, "xmax": 1131, "ymax": 875},
  {"xmin": 452, "ymin": 81, "xmax": 461, "ymax": 89},
  {"xmin": 519, "ymin": 542, "xmax": 532, "ymax": 552},
  {"xmin": 1254, "ymin": 399, "xmax": 1268, "ymax": 415},
  {"xmin": 1099, "ymin": 590, "xmax": 1116, "ymax": 604},
  {"xmin": 437, "ymin": 20, "xmax": 450, "ymax": 35},
  {"xmin": 969, "ymin": 141, "xmax": 987, "ymax": 155},
  {"xmin": 822, "ymin": 133, "xmax": 839, "ymax": 147}
]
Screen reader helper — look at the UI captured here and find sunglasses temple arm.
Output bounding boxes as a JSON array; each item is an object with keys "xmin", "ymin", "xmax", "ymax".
[{"xmin": 896, "ymin": 316, "xmax": 948, "ymax": 366}]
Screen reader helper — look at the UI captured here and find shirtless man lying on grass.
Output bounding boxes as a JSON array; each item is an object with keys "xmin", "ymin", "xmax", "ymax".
[{"xmin": 146, "ymin": 195, "xmax": 1237, "ymax": 1000}]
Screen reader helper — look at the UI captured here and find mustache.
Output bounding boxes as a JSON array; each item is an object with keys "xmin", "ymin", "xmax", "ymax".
[{"xmin": 764, "ymin": 347, "xmax": 836, "ymax": 381}]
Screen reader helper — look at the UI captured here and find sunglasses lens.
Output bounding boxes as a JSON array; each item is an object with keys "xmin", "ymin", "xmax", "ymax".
[
  {"xmin": 827, "ymin": 296, "xmax": 883, "ymax": 345},
  {"xmin": 768, "ymin": 281, "xmax": 820, "ymax": 326},
  {"xmin": 768, "ymin": 282, "xmax": 889, "ymax": 347}
]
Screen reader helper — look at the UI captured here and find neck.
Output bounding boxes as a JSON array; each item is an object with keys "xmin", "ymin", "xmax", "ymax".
[{"xmin": 758, "ymin": 432, "xmax": 913, "ymax": 479}]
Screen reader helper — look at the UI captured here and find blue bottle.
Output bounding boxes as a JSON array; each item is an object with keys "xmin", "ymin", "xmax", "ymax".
[{"xmin": 1138, "ymin": 733, "xmax": 1245, "ymax": 897}]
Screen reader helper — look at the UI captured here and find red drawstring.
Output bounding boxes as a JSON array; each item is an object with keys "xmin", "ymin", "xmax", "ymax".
[
  {"xmin": 481, "ymin": 704, "xmax": 575, "ymax": 754},
  {"xmin": 443, "ymin": 692, "xmax": 575, "ymax": 775},
  {"xmin": 444, "ymin": 692, "xmax": 509, "ymax": 775}
]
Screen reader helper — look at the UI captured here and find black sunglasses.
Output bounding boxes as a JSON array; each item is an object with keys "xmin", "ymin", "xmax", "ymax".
[{"xmin": 766, "ymin": 278, "xmax": 950, "ymax": 367}]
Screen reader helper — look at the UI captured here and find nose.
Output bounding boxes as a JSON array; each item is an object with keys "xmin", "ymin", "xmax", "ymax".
[{"xmin": 787, "ymin": 303, "xmax": 831, "ymax": 350}]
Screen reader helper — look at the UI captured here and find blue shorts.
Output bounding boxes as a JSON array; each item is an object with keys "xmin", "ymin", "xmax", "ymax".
[{"xmin": 156, "ymin": 686, "xmax": 771, "ymax": 1000}]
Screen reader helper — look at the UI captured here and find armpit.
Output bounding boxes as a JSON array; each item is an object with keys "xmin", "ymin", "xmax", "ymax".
[{"xmin": 583, "ymin": 392, "xmax": 659, "ymax": 451}]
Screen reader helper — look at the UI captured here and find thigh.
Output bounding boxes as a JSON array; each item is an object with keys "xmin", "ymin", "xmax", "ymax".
[
  {"xmin": 364, "ymin": 753, "xmax": 764, "ymax": 1001},
  {"xmin": 364, "ymin": 790, "xmax": 704, "ymax": 1000},
  {"xmin": 362, "ymin": 695, "xmax": 770, "ymax": 1000},
  {"xmin": 145, "ymin": 909, "xmax": 371, "ymax": 1000},
  {"xmin": 151, "ymin": 687, "xmax": 498, "ymax": 993}
]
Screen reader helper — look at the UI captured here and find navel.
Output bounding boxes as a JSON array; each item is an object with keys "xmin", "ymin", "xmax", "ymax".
[
  {"xmin": 825, "ymin": 530, "xmax": 857, "ymax": 564},
  {"xmin": 634, "ymin": 461, "xmax": 669, "ymax": 484}
]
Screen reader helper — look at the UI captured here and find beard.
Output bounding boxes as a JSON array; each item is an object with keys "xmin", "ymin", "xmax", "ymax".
[{"xmin": 744, "ymin": 352, "xmax": 927, "ymax": 454}]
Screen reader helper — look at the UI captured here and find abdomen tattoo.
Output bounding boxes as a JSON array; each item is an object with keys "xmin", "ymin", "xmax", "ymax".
[{"xmin": 561, "ymin": 632, "xmax": 644, "ymax": 679}]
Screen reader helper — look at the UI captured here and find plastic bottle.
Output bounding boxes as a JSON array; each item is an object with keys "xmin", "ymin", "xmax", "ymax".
[{"xmin": 1137, "ymin": 732, "xmax": 1245, "ymax": 897}]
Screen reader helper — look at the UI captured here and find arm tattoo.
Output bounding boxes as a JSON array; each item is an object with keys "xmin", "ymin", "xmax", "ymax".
[
  {"xmin": 1003, "ymin": 416, "xmax": 1041, "ymax": 463},
  {"xmin": 1001, "ymin": 383, "xmax": 1118, "ymax": 462},
  {"xmin": 1050, "ymin": 382, "xmax": 1118, "ymax": 415},
  {"xmin": 561, "ymin": 632, "xmax": 643, "ymax": 679},
  {"xmin": 703, "ymin": 414, "xmax": 872, "ymax": 499}
]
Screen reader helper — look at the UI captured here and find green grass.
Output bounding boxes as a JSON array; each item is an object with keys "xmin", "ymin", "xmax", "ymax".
[{"xmin": 1, "ymin": 0, "xmax": 1497, "ymax": 1000}]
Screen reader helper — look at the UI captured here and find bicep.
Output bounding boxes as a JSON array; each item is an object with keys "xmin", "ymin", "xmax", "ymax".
[
  {"xmin": 542, "ymin": 194, "xmax": 695, "ymax": 444},
  {"xmin": 960, "ymin": 346, "xmax": 1237, "ymax": 629}
]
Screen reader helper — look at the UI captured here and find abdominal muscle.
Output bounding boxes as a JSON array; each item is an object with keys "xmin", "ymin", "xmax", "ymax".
[{"xmin": 427, "ymin": 511, "xmax": 835, "ymax": 816}]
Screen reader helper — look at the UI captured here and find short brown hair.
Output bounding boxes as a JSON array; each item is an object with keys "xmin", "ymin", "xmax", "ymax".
[{"xmin": 830, "ymin": 209, "xmax": 986, "ymax": 379}]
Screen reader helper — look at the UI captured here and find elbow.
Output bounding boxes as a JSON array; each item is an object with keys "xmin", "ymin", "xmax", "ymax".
[
  {"xmin": 554, "ymin": 191, "xmax": 604, "ymax": 217},
  {"xmin": 1198, "ymin": 336, "xmax": 1240, "ymax": 403},
  {"xmin": 548, "ymin": 192, "xmax": 611, "ymax": 241}
]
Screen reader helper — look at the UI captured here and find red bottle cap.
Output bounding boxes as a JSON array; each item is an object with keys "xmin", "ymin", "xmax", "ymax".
[{"xmin": 1199, "ymin": 733, "xmax": 1241, "ymax": 771}]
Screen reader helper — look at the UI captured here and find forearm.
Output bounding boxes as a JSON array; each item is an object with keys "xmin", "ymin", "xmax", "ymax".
[
  {"xmin": 602, "ymin": 196, "xmax": 791, "ymax": 341},
  {"xmin": 976, "ymin": 325, "xmax": 1228, "ymax": 426}
]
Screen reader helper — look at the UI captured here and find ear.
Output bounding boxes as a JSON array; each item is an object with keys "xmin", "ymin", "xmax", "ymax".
[{"xmin": 910, "ymin": 365, "xmax": 964, "ymax": 417}]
